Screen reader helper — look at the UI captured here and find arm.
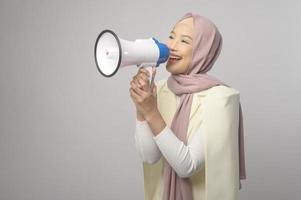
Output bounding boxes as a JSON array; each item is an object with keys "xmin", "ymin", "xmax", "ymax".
[
  {"xmin": 134, "ymin": 119, "xmax": 162, "ymax": 165},
  {"xmin": 145, "ymin": 109, "xmax": 205, "ymax": 178},
  {"xmin": 153, "ymin": 125, "xmax": 205, "ymax": 178}
]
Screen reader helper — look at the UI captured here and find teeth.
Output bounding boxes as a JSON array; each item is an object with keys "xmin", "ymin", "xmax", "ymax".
[{"xmin": 170, "ymin": 56, "xmax": 182, "ymax": 60}]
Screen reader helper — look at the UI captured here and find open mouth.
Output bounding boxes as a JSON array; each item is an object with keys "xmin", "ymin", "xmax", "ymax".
[{"xmin": 168, "ymin": 55, "xmax": 182, "ymax": 63}]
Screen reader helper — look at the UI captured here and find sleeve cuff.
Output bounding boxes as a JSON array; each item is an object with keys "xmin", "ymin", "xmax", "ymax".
[
  {"xmin": 153, "ymin": 125, "xmax": 171, "ymax": 141},
  {"xmin": 136, "ymin": 119, "xmax": 147, "ymax": 125}
]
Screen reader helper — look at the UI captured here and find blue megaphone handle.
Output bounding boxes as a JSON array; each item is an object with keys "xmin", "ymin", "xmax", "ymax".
[{"xmin": 152, "ymin": 37, "xmax": 170, "ymax": 66}]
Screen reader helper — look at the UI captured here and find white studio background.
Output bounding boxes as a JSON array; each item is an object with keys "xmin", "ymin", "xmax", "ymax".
[{"xmin": 0, "ymin": 0, "xmax": 300, "ymax": 199}]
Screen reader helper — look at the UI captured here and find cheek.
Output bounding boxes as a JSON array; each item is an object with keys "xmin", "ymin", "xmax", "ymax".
[
  {"xmin": 181, "ymin": 48, "xmax": 192, "ymax": 63},
  {"xmin": 181, "ymin": 48, "xmax": 193, "ymax": 71},
  {"xmin": 183, "ymin": 47, "xmax": 193, "ymax": 59}
]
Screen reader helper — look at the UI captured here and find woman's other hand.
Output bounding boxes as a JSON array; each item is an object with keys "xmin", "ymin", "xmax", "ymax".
[{"xmin": 129, "ymin": 67, "xmax": 158, "ymax": 121}]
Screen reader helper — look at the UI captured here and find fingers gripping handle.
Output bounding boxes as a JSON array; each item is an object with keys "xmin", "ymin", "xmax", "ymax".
[{"xmin": 145, "ymin": 66, "xmax": 156, "ymax": 91}]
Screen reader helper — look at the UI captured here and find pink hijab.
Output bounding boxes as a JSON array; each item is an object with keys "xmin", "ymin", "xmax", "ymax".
[{"xmin": 163, "ymin": 13, "xmax": 246, "ymax": 200}]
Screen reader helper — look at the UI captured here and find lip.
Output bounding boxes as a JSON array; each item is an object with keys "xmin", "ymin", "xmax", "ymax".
[
  {"xmin": 169, "ymin": 53, "xmax": 182, "ymax": 59},
  {"xmin": 168, "ymin": 57, "xmax": 182, "ymax": 64},
  {"xmin": 168, "ymin": 53, "xmax": 183, "ymax": 64}
]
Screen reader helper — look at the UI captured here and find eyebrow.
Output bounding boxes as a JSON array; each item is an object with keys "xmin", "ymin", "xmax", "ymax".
[{"xmin": 171, "ymin": 30, "xmax": 193, "ymax": 40}]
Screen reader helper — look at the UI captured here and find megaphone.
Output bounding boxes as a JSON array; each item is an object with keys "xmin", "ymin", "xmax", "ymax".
[{"xmin": 94, "ymin": 29, "xmax": 170, "ymax": 84}]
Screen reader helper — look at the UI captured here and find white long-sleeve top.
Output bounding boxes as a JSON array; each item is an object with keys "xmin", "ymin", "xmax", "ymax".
[{"xmin": 134, "ymin": 97, "xmax": 205, "ymax": 178}]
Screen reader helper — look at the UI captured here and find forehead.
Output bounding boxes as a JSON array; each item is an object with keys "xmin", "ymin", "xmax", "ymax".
[{"xmin": 172, "ymin": 17, "xmax": 193, "ymax": 35}]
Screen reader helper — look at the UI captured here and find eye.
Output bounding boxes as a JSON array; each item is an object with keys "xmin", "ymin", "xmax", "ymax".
[
  {"xmin": 169, "ymin": 35, "xmax": 174, "ymax": 39},
  {"xmin": 181, "ymin": 40, "xmax": 189, "ymax": 44}
]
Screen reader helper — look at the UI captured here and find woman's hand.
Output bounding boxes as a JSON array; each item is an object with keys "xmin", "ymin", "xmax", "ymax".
[{"xmin": 129, "ymin": 67, "xmax": 158, "ymax": 121}]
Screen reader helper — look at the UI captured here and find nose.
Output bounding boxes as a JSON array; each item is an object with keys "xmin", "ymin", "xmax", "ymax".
[{"xmin": 167, "ymin": 39, "xmax": 178, "ymax": 52}]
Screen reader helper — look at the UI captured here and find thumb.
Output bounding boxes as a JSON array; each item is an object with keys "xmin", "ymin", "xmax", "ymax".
[{"xmin": 152, "ymin": 84, "xmax": 157, "ymax": 96}]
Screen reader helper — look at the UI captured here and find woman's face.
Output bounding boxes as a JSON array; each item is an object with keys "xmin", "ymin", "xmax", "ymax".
[{"xmin": 165, "ymin": 17, "xmax": 193, "ymax": 75}]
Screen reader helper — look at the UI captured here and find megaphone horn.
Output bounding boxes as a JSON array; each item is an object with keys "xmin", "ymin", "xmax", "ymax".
[{"xmin": 94, "ymin": 29, "xmax": 170, "ymax": 80}]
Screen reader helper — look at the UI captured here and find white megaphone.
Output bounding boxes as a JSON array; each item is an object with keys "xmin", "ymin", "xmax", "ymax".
[{"xmin": 94, "ymin": 29, "xmax": 170, "ymax": 86}]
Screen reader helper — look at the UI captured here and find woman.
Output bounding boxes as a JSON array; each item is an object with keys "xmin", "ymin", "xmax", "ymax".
[{"xmin": 129, "ymin": 12, "xmax": 246, "ymax": 200}]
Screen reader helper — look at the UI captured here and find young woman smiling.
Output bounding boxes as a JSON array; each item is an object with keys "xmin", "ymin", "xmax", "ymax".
[{"xmin": 130, "ymin": 12, "xmax": 246, "ymax": 200}]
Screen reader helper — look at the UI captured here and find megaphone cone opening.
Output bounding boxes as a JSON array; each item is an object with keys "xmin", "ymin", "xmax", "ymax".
[{"xmin": 94, "ymin": 29, "xmax": 122, "ymax": 77}]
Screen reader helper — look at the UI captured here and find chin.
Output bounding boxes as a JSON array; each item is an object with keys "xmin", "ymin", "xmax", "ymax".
[
  {"xmin": 166, "ymin": 62, "xmax": 187, "ymax": 75},
  {"xmin": 166, "ymin": 64, "xmax": 177, "ymax": 75},
  {"xmin": 166, "ymin": 68, "xmax": 181, "ymax": 75}
]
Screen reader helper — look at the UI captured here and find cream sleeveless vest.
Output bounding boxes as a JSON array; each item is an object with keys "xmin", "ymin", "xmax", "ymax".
[{"xmin": 142, "ymin": 79, "xmax": 241, "ymax": 200}]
